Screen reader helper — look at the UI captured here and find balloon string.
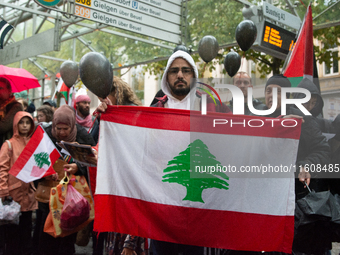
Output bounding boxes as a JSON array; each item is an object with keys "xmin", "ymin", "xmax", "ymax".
[
  {"xmin": 201, "ymin": 63, "xmax": 207, "ymax": 78},
  {"xmin": 240, "ymin": 52, "xmax": 246, "ymax": 71}
]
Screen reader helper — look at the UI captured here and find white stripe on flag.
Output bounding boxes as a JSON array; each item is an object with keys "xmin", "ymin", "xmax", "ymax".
[{"xmin": 16, "ymin": 132, "xmax": 57, "ymax": 182}]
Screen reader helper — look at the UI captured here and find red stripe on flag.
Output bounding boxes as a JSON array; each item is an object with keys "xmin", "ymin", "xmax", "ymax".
[
  {"xmin": 304, "ymin": 5, "xmax": 313, "ymax": 77},
  {"xmin": 41, "ymin": 149, "xmax": 61, "ymax": 178},
  {"xmin": 94, "ymin": 195, "xmax": 294, "ymax": 253},
  {"xmin": 101, "ymin": 106, "xmax": 302, "ymax": 139},
  {"xmin": 9, "ymin": 126, "xmax": 44, "ymax": 176},
  {"xmin": 284, "ymin": 5, "xmax": 313, "ymax": 78}
]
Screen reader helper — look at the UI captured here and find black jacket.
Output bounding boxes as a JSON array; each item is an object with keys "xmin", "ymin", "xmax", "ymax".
[
  {"xmin": 293, "ymin": 78, "xmax": 335, "ymax": 133},
  {"xmin": 262, "ymin": 104, "xmax": 330, "ymax": 198}
]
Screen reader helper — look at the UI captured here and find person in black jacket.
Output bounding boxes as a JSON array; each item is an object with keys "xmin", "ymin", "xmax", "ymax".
[
  {"xmin": 328, "ymin": 114, "xmax": 340, "ymax": 195},
  {"xmin": 293, "ymin": 77, "xmax": 335, "ymax": 134},
  {"xmin": 35, "ymin": 105, "xmax": 95, "ymax": 255},
  {"xmin": 264, "ymin": 75, "xmax": 330, "ymax": 198}
]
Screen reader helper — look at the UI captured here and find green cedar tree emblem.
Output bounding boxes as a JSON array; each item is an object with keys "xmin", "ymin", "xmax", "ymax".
[
  {"xmin": 162, "ymin": 139, "xmax": 229, "ymax": 203},
  {"xmin": 34, "ymin": 152, "xmax": 50, "ymax": 168}
]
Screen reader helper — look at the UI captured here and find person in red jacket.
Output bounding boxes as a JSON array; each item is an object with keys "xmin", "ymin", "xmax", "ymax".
[{"xmin": 0, "ymin": 111, "xmax": 37, "ymax": 254}]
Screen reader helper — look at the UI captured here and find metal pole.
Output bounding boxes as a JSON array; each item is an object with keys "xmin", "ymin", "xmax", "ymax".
[{"xmin": 72, "ymin": 38, "xmax": 76, "ymax": 61}]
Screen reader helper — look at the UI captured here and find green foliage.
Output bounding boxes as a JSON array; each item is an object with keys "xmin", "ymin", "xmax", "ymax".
[
  {"xmin": 6, "ymin": 0, "xmax": 340, "ymax": 80},
  {"xmin": 34, "ymin": 152, "xmax": 50, "ymax": 168},
  {"xmin": 143, "ymin": 0, "xmax": 340, "ymax": 77}
]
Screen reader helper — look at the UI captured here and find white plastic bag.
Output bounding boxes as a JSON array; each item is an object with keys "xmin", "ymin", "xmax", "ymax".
[{"xmin": 0, "ymin": 198, "xmax": 21, "ymax": 225}]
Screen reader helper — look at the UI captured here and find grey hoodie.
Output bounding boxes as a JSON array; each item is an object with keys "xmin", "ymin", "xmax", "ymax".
[{"xmin": 160, "ymin": 50, "xmax": 199, "ymax": 110}]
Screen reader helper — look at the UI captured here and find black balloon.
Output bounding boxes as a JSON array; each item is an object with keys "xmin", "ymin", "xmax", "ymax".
[
  {"xmin": 79, "ymin": 52, "xmax": 113, "ymax": 99},
  {"xmin": 235, "ymin": 20, "xmax": 257, "ymax": 51},
  {"xmin": 198, "ymin": 35, "xmax": 219, "ymax": 63},
  {"xmin": 60, "ymin": 61, "xmax": 78, "ymax": 88},
  {"xmin": 224, "ymin": 52, "xmax": 241, "ymax": 77}
]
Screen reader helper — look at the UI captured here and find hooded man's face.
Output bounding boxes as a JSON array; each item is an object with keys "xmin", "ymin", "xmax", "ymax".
[{"xmin": 167, "ymin": 58, "xmax": 194, "ymax": 100}]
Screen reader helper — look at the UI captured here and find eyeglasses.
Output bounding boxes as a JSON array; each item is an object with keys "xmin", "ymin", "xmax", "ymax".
[{"xmin": 168, "ymin": 67, "xmax": 193, "ymax": 77}]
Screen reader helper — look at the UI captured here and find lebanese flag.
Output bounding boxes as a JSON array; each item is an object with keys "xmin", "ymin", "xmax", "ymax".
[
  {"xmin": 283, "ymin": 4, "xmax": 313, "ymax": 87},
  {"xmin": 94, "ymin": 106, "xmax": 301, "ymax": 253},
  {"xmin": 9, "ymin": 126, "xmax": 61, "ymax": 183}
]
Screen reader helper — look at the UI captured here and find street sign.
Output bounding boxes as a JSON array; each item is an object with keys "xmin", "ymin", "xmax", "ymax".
[
  {"xmin": 75, "ymin": 0, "xmax": 181, "ymax": 22},
  {"xmin": 260, "ymin": 21, "xmax": 296, "ymax": 55},
  {"xmin": 261, "ymin": 2, "xmax": 301, "ymax": 30},
  {"xmin": 253, "ymin": 20, "xmax": 296, "ymax": 60},
  {"xmin": 0, "ymin": 28, "xmax": 59, "ymax": 65},
  {"xmin": 136, "ymin": 0, "xmax": 182, "ymax": 14},
  {"xmin": 74, "ymin": 4, "xmax": 181, "ymax": 44},
  {"xmin": 76, "ymin": 0, "xmax": 180, "ymax": 33}
]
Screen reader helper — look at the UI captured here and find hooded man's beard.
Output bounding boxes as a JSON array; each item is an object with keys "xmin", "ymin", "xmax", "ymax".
[{"xmin": 169, "ymin": 78, "xmax": 191, "ymax": 96}]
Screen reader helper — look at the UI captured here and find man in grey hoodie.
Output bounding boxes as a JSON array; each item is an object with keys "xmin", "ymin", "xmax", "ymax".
[
  {"xmin": 152, "ymin": 50, "xmax": 230, "ymax": 113},
  {"xmin": 151, "ymin": 50, "xmax": 227, "ymax": 255}
]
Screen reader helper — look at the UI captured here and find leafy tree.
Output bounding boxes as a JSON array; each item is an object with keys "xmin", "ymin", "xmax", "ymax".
[
  {"xmin": 6, "ymin": 0, "xmax": 340, "ymax": 81},
  {"xmin": 144, "ymin": 0, "xmax": 340, "ymax": 78},
  {"xmin": 162, "ymin": 139, "xmax": 229, "ymax": 203}
]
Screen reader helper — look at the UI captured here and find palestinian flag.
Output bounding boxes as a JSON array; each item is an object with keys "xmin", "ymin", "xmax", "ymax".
[
  {"xmin": 9, "ymin": 126, "xmax": 61, "ymax": 183},
  {"xmin": 283, "ymin": 4, "xmax": 314, "ymax": 87},
  {"xmin": 94, "ymin": 106, "xmax": 301, "ymax": 253},
  {"xmin": 56, "ymin": 77, "xmax": 70, "ymax": 103}
]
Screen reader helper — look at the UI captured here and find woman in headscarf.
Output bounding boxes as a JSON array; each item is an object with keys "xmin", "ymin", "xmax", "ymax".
[{"xmin": 36, "ymin": 105, "xmax": 95, "ymax": 255}]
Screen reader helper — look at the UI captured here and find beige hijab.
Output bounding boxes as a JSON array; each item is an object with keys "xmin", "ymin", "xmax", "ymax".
[{"xmin": 51, "ymin": 105, "xmax": 77, "ymax": 142}]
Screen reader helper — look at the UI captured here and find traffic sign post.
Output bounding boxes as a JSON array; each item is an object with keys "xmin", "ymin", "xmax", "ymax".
[
  {"xmin": 261, "ymin": 2, "xmax": 301, "ymax": 30},
  {"xmin": 74, "ymin": 4, "xmax": 181, "ymax": 44},
  {"xmin": 74, "ymin": 0, "xmax": 182, "ymax": 44},
  {"xmin": 253, "ymin": 20, "xmax": 296, "ymax": 60},
  {"xmin": 242, "ymin": 2, "xmax": 301, "ymax": 59},
  {"xmin": 0, "ymin": 28, "xmax": 60, "ymax": 65}
]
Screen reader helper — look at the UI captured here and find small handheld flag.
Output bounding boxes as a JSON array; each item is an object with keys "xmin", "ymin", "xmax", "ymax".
[{"xmin": 9, "ymin": 126, "xmax": 61, "ymax": 183}]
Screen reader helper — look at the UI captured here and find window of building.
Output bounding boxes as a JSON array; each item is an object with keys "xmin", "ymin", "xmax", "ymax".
[
  {"xmin": 324, "ymin": 43, "xmax": 339, "ymax": 75},
  {"xmin": 131, "ymin": 66, "xmax": 145, "ymax": 104},
  {"xmin": 250, "ymin": 61, "xmax": 266, "ymax": 87}
]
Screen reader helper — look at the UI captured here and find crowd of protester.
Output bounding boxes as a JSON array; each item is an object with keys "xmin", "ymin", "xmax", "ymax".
[{"xmin": 0, "ymin": 49, "xmax": 339, "ymax": 255}]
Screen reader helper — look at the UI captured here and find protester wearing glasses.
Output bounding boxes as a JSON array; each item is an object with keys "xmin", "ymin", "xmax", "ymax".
[{"xmin": 151, "ymin": 50, "xmax": 230, "ymax": 114}]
